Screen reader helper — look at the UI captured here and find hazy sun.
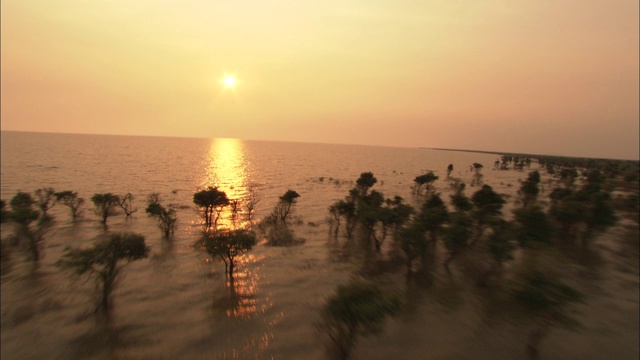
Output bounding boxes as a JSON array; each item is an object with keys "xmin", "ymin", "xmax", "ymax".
[{"xmin": 223, "ymin": 75, "xmax": 236, "ymax": 88}]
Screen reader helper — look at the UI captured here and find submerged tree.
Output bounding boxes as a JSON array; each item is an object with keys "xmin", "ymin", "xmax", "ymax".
[
  {"xmin": 57, "ymin": 232, "xmax": 150, "ymax": 314},
  {"xmin": 244, "ymin": 187, "xmax": 261, "ymax": 222},
  {"xmin": 229, "ymin": 199, "xmax": 241, "ymax": 226},
  {"xmin": 375, "ymin": 196, "xmax": 414, "ymax": 250},
  {"xmin": 329, "ymin": 198, "xmax": 357, "ymax": 239},
  {"xmin": 398, "ymin": 222, "xmax": 427, "ymax": 279},
  {"xmin": 447, "ymin": 164, "xmax": 454, "ymax": 178},
  {"xmin": 518, "ymin": 171, "xmax": 541, "ymax": 208},
  {"xmin": 34, "ymin": 187, "xmax": 57, "ymax": 216},
  {"xmin": 471, "ymin": 163, "xmax": 484, "ymax": 186},
  {"xmin": 91, "ymin": 193, "xmax": 121, "ymax": 225},
  {"xmin": 204, "ymin": 229, "xmax": 256, "ymax": 277},
  {"xmin": 417, "ymin": 194, "xmax": 449, "ymax": 247},
  {"xmin": 357, "ymin": 190, "xmax": 384, "ymax": 250},
  {"xmin": 118, "ymin": 193, "xmax": 137, "ymax": 217},
  {"xmin": 145, "ymin": 193, "xmax": 178, "ymax": 237},
  {"xmin": 449, "ymin": 180, "xmax": 473, "ymax": 212},
  {"xmin": 55, "ymin": 190, "xmax": 84, "ymax": 221},
  {"xmin": 470, "ymin": 185, "xmax": 506, "ymax": 245},
  {"xmin": 355, "ymin": 172, "xmax": 377, "ymax": 197},
  {"xmin": 480, "ymin": 219, "xmax": 515, "ymax": 285},
  {"xmin": 514, "ymin": 206, "xmax": 555, "ymax": 248},
  {"xmin": 272, "ymin": 189, "xmax": 300, "ymax": 223},
  {"xmin": 510, "ymin": 269, "xmax": 584, "ymax": 360},
  {"xmin": 549, "ymin": 169, "xmax": 616, "ymax": 244},
  {"xmin": 442, "ymin": 211, "xmax": 473, "ymax": 271},
  {"xmin": 319, "ymin": 280, "xmax": 400, "ymax": 360},
  {"xmin": 414, "ymin": 171, "xmax": 438, "ymax": 195},
  {"xmin": 8, "ymin": 191, "xmax": 52, "ymax": 262},
  {"xmin": 193, "ymin": 186, "xmax": 230, "ymax": 229}
]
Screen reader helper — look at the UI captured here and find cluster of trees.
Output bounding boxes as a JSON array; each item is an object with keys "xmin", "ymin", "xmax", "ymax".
[
  {"xmin": 1, "ymin": 187, "xmax": 180, "ymax": 238},
  {"xmin": 0, "ymin": 188, "xmax": 171, "ymax": 315},
  {"xmin": 319, "ymin": 280, "xmax": 400, "ymax": 360},
  {"xmin": 494, "ymin": 154, "xmax": 533, "ymax": 171},
  {"xmin": 1, "ymin": 183, "xmax": 299, "ymax": 315},
  {"xmin": 192, "ymin": 186, "xmax": 303, "ymax": 275},
  {"xmin": 328, "ymin": 172, "xmax": 414, "ymax": 253},
  {"xmin": 322, "ymin": 164, "xmax": 622, "ymax": 359}
]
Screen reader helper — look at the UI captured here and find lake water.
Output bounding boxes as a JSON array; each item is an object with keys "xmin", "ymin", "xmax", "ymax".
[{"xmin": 1, "ymin": 131, "xmax": 638, "ymax": 359}]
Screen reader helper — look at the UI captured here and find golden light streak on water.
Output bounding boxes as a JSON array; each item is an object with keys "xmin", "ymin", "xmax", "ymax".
[{"xmin": 200, "ymin": 138, "xmax": 252, "ymax": 230}]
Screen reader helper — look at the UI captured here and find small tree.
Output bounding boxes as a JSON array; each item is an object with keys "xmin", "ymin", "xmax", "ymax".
[
  {"xmin": 244, "ymin": 187, "xmax": 261, "ymax": 222},
  {"xmin": 398, "ymin": 222, "xmax": 427, "ymax": 279},
  {"xmin": 514, "ymin": 206, "xmax": 555, "ymax": 248},
  {"xmin": 356, "ymin": 190, "xmax": 384, "ymax": 250},
  {"xmin": 377, "ymin": 196, "xmax": 414, "ymax": 247},
  {"xmin": 229, "ymin": 199, "xmax": 241, "ymax": 226},
  {"xmin": 319, "ymin": 280, "xmax": 400, "ymax": 360},
  {"xmin": 442, "ymin": 211, "xmax": 473, "ymax": 271},
  {"xmin": 204, "ymin": 229, "xmax": 256, "ymax": 277},
  {"xmin": 510, "ymin": 269, "xmax": 584, "ymax": 360},
  {"xmin": 330, "ymin": 198, "xmax": 357, "ymax": 239},
  {"xmin": 470, "ymin": 185, "xmax": 506, "ymax": 244},
  {"xmin": 355, "ymin": 172, "xmax": 377, "ymax": 197},
  {"xmin": 417, "ymin": 194, "xmax": 449, "ymax": 247},
  {"xmin": 145, "ymin": 193, "xmax": 178, "ymax": 237},
  {"xmin": 91, "ymin": 193, "xmax": 121, "ymax": 225},
  {"xmin": 55, "ymin": 190, "xmax": 84, "ymax": 221},
  {"xmin": 118, "ymin": 193, "xmax": 137, "ymax": 217},
  {"xmin": 34, "ymin": 187, "xmax": 57, "ymax": 216},
  {"xmin": 8, "ymin": 192, "xmax": 51, "ymax": 262},
  {"xmin": 57, "ymin": 232, "xmax": 150, "ymax": 313},
  {"xmin": 414, "ymin": 171, "xmax": 438, "ymax": 195},
  {"xmin": 482, "ymin": 219, "xmax": 515, "ymax": 284},
  {"xmin": 193, "ymin": 186, "xmax": 230, "ymax": 229},
  {"xmin": 471, "ymin": 163, "xmax": 485, "ymax": 186},
  {"xmin": 518, "ymin": 171, "xmax": 541, "ymax": 208},
  {"xmin": 446, "ymin": 164, "xmax": 454, "ymax": 178},
  {"xmin": 450, "ymin": 180, "xmax": 473, "ymax": 212},
  {"xmin": 273, "ymin": 189, "xmax": 300, "ymax": 223},
  {"xmin": 328, "ymin": 203, "xmax": 343, "ymax": 238}
]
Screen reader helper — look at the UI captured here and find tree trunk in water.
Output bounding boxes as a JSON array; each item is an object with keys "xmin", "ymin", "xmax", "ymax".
[
  {"xmin": 406, "ymin": 258, "xmax": 413, "ymax": 282},
  {"xmin": 444, "ymin": 252, "xmax": 456, "ymax": 272},
  {"xmin": 527, "ymin": 325, "xmax": 548, "ymax": 360},
  {"xmin": 29, "ymin": 234, "xmax": 40, "ymax": 262}
]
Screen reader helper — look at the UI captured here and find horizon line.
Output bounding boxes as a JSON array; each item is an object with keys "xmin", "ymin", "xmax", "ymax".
[{"xmin": 2, "ymin": 129, "xmax": 637, "ymax": 162}]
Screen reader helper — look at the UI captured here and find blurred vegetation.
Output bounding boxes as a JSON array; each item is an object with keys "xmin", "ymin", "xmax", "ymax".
[
  {"xmin": 57, "ymin": 232, "xmax": 150, "ymax": 314},
  {"xmin": 319, "ymin": 280, "xmax": 400, "ymax": 360}
]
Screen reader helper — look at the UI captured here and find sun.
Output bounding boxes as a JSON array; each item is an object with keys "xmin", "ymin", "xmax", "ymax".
[{"xmin": 223, "ymin": 75, "xmax": 236, "ymax": 88}]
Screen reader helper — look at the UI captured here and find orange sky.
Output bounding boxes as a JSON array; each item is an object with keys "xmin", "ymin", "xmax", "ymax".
[{"xmin": 1, "ymin": 1, "xmax": 638, "ymax": 159}]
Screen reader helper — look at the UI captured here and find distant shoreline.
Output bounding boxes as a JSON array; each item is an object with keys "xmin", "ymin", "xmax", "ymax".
[
  {"xmin": 423, "ymin": 147, "xmax": 503, "ymax": 156},
  {"xmin": 423, "ymin": 147, "xmax": 638, "ymax": 162}
]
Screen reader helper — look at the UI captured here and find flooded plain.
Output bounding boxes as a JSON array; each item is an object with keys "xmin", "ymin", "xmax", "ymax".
[{"xmin": 1, "ymin": 131, "xmax": 638, "ymax": 359}]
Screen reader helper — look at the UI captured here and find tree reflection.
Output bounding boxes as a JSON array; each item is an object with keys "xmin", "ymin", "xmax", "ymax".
[{"xmin": 212, "ymin": 269, "xmax": 258, "ymax": 319}]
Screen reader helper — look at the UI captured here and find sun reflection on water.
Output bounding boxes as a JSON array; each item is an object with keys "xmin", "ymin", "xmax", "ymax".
[
  {"xmin": 200, "ymin": 138, "xmax": 252, "ymax": 229},
  {"xmin": 211, "ymin": 254, "xmax": 266, "ymax": 320}
]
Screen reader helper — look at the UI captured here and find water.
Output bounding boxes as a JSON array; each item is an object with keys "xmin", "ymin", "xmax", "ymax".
[{"xmin": 1, "ymin": 131, "xmax": 638, "ymax": 359}]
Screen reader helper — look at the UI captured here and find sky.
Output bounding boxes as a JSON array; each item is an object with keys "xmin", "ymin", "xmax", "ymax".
[{"xmin": 1, "ymin": 0, "xmax": 638, "ymax": 160}]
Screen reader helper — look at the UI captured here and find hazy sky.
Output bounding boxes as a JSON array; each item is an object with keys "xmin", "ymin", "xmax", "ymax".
[{"xmin": 2, "ymin": 1, "xmax": 638, "ymax": 159}]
